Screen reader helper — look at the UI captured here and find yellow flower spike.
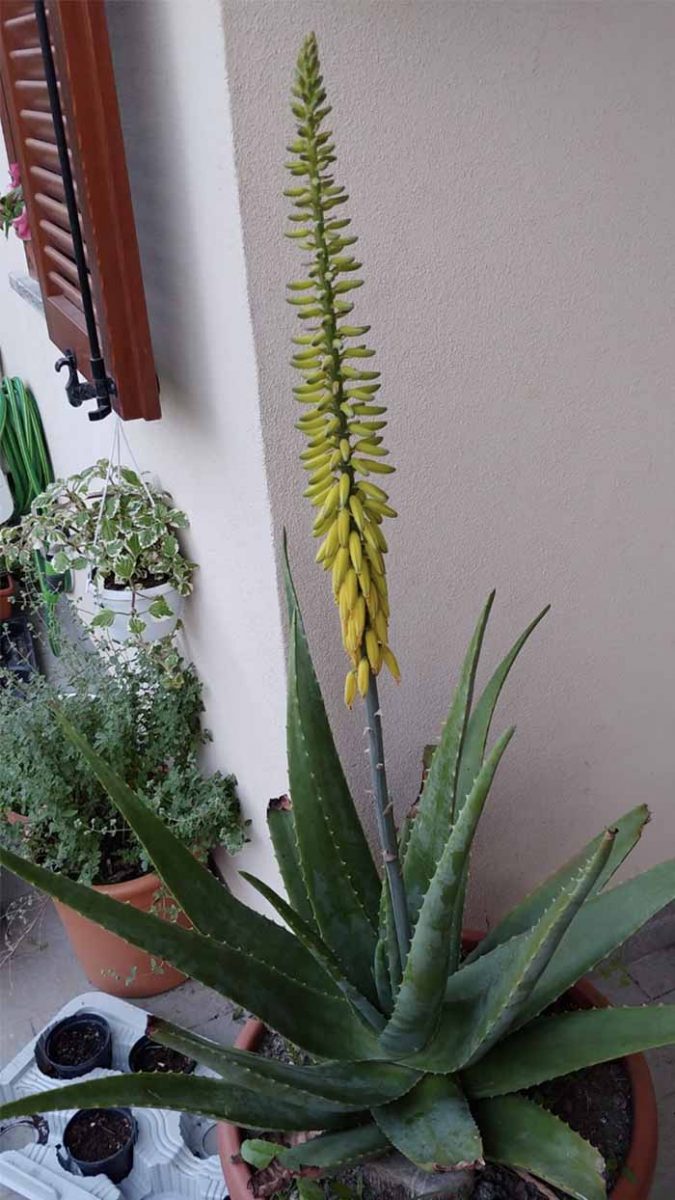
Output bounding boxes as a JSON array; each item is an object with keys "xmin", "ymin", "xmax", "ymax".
[
  {"xmin": 374, "ymin": 609, "xmax": 388, "ymax": 644},
  {"xmin": 337, "ymin": 509, "xmax": 350, "ymax": 547},
  {"xmin": 318, "ymin": 482, "xmax": 340, "ymax": 522},
  {"xmin": 344, "ymin": 568, "xmax": 359, "ymax": 610},
  {"xmin": 344, "ymin": 670, "xmax": 357, "ymax": 708},
  {"xmin": 332, "ymin": 546, "xmax": 350, "ymax": 595},
  {"xmin": 382, "ymin": 646, "xmax": 401, "ymax": 683},
  {"xmin": 286, "ymin": 35, "xmax": 398, "ymax": 700},
  {"xmin": 324, "ymin": 520, "xmax": 340, "ymax": 559},
  {"xmin": 365, "ymin": 541, "xmax": 385, "ymax": 576},
  {"xmin": 348, "ymin": 493, "xmax": 366, "ymax": 531},
  {"xmin": 353, "ymin": 595, "xmax": 366, "ymax": 641},
  {"xmin": 365, "ymin": 628, "xmax": 381, "ymax": 673}
]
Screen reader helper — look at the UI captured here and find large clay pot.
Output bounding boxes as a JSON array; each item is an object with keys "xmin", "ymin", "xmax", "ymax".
[
  {"xmin": 0, "ymin": 573, "xmax": 16, "ymax": 622},
  {"xmin": 54, "ymin": 870, "xmax": 189, "ymax": 998},
  {"xmin": 218, "ymin": 934, "xmax": 658, "ymax": 1200}
]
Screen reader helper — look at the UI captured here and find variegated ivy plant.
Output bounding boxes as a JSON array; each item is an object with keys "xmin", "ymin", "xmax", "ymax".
[
  {"xmin": 1, "ymin": 32, "xmax": 674, "ymax": 1200},
  {"xmin": 0, "ymin": 458, "xmax": 195, "ymax": 632}
]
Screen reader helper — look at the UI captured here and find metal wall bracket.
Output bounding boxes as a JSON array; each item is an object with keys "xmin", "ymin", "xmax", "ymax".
[{"xmin": 55, "ymin": 350, "xmax": 116, "ymax": 422}]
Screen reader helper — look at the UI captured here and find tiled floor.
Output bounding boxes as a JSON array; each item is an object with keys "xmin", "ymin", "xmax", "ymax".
[{"xmin": 1, "ymin": 892, "xmax": 673, "ymax": 1197}]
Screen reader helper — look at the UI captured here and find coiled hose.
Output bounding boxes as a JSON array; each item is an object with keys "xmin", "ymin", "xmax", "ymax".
[{"xmin": 0, "ymin": 376, "xmax": 60, "ymax": 649}]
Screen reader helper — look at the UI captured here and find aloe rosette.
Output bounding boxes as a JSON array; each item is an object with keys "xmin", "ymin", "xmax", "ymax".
[{"xmin": 1, "ymin": 566, "xmax": 674, "ymax": 1200}]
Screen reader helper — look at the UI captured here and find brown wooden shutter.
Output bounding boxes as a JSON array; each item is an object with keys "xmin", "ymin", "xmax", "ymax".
[{"xmin": 0, "ymin": 0, "xmax": 160, "ymax": 421}]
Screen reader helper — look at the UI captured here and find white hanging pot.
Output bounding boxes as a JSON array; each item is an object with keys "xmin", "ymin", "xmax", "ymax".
[{"xmin": 94, "ymin": 577, "xmax": 184, "ymax": 643}]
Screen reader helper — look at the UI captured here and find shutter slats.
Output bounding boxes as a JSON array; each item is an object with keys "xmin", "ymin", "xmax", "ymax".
[
  {"xmin": 34, "ymin": 190, "xmax": 70, "ymax": 230},
  {"xmin": 0, "ymin": 0, "xmax": 160, "ymax": 420},
  {"xmin": 48, "ymin": 269, "xmax": 84, "ymax": 311},
  {"xmin": 44, "ymin": 242, "xmax": 79, "ymax": 286},
  {"xmin": 30, "ymin": 164, "xmax": 64, "ymax": 195},
  {"xmin": 40, "ymin": 218, "xmax": 81, "ymax": 264}
]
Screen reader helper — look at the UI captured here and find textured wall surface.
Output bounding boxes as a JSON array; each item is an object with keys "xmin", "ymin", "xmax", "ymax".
[
  {"xmin": 0, "ymin": 0, "xmax": 288, "ymax": 903},
  {"xmin": 223, "ymin": 0, "xmax": 675, "ymax": 922}
]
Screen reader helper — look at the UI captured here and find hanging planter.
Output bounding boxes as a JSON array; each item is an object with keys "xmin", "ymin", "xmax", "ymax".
[
  {"xmin": 93, "ymin": 575, "xmax": 184, "ymax": 644},
  {"xmin": 0, "ymin": 455, "xmax": 195, "ymax": 643}
]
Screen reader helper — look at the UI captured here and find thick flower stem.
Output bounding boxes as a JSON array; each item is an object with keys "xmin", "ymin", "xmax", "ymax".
[{"xmin": 365, "ymin": 673, "xmax": 411, "ymax": 967}]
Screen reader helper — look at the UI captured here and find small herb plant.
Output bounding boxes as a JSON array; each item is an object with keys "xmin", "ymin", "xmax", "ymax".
[
  {"xmin": 0, "ymin": 459, "xmax": 196, "ymax": 632},
  {"xmin": 0, "ymin": 626, "xmax": 245, "ymax": 885}
]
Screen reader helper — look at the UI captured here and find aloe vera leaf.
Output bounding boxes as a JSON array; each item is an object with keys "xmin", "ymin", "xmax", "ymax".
[
  {"xmin": 475, "ymin": 1096, "xmax": 605, "ymax": 1200},
  {"xmin": 280, "ymin": 1123, "xmax": 390, "ymax": 1170},
  {"xmin": 267, "ymin": 795, "xmax": 316, "ymax": 926},
  {"xmin": 286, "ymin": 564, "xmax": 380, "ymax": 998},
  {"xmin": 242, "ymin": 870, "xmax": 385, "ymax": 1031},
  {"xmin": 380, "ymin": 730, "xmax": 514, "ymax": 1055},
  {"xmin": 403, "ymin": 594, "xmax": 494, "ymax": 925},
  {"xmin": 149, "ymin": 1017, "xmax": 421, "ymax": 1105},
  {"xmin": 0, "ymin": 1073, "xmax": 356, "ymax": 1133},
  {"xmin": 373, "ymin": 1074, "xmax": 483, "ymax": 1170},
  {"xmin": 409, "ymin": 832, "xmax": 615, "ymax": 1072},
  {"xmin": 0, "ymin": 845, "xmax": 378, "ymax": 1062},
  {"xmin": 464, "ymin": 1004, "xmax": 675, "ymax": 1097},
  {"xmin": 465, "ymin": 804, "xmax": 650, "ymax": 965},
  {"xmin": 513, "ymin": 857, "xmax": 675, "ymax": 1027}
]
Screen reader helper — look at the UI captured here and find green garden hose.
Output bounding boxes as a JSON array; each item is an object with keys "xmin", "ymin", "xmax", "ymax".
[
  {"xmin": 0, "ymin": 377, "xmax": 53, "ymax": 517},
  {"xmin": 0, "ymin": 376, "xmax": 62, "ymax": 650}
]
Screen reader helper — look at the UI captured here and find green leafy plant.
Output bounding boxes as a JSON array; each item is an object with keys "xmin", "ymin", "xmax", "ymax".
[
  {"xmin": 0, "ymin": 627, "xmax": 245, "ymax": 884},
  {"xmin": 0, "ymin": 458, "xmax": 195, "ymax": 632},
  {"xmin": 1, "ymin": 32, "xmax": 674, "ymax": 1200}
]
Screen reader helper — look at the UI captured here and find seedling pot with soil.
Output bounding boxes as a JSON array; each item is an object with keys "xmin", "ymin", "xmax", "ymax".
[
  {"xmin": 218, "ymin": 936, "xmax": 658, "ymax": 1200},
  {"xmin": 36, "ymin": 1013, "xmax": 112, "ymax": 1080},
  {"xmin": 128, "ymin": 1035, "xmax": 195, "ymax": 1075},
  {"xmin": 61, "ymin": 1107, "xmax": 136, "ymax": 1185}
]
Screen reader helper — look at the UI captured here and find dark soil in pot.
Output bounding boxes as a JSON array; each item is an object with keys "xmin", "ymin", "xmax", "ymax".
[
  {"xmin": 248, "ymin": 1031, "xmax": 632, "ymax": 1200},
  {"xmin": 37, "ymin": 1013, "xmax": 112, "ymax": 1079},
  {"xmin": 63, "ymin": 1108, "xmax": 135, "ymax": 1184},
  {"xmin": 128, "ymin": 1035, "xmax": 195, "ymax": 1074}
]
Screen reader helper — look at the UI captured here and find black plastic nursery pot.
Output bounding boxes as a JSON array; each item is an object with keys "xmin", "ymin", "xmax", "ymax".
[
  {"xmin": 128, "ymin": 1035, "xmax": 196, "ymax": 1075},
  {"xmin": 62, "ymin": 1107, "xmax": 136, "ymax": 1185},
  {"xmin": 36, "ymin": 1013, "xmax": 112, "ymax": 1080}
]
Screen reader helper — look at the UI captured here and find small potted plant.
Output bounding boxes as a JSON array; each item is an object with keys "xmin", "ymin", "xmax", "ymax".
[
  {"xmin": 0, "ymin": 558, "xmax": 15, "ymax": 622},
  {"xmin": 0, "ymin": 459, "xmax": 196, "ymax": 642},
  {"xmin": 0, "ymin": 625, "xmax": 246, "ymax": 996}
]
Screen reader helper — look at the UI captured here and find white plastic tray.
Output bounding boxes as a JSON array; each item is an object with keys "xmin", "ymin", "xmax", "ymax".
[{"xmin": 0, "ymin": 992, "xmax": 228, "ymax": 1200}]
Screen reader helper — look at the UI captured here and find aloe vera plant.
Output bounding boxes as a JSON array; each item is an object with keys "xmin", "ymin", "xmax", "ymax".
[
  {"xmin": 0, "ymin": 569, "xmax": 674, "ymax": 1200},
  {"xmin": 1, "ymin": 31, "xmax": 675, "ymax": 1200}
]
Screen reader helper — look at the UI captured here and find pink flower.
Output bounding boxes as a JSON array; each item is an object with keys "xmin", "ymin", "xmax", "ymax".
[
  {"xmin": 9, "ymin": 162, "xmax": 20, "ymax": 189},
  {"xmin": 12, "ymin": 208, "xmax": 30, "ymax": 241}
]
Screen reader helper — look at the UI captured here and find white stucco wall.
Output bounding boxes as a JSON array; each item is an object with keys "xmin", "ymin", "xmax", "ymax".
[
  {"xmin": 0, "ymin": 0, "xmax": 287, "ymax": 902},
  {"xmin": 222, "ymin": 0, "xmax": 675, "ymax": 923}
]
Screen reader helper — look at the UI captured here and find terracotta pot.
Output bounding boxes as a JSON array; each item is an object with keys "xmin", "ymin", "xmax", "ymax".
[
  {"xmin": 218, "ymin": 932, "xmax": 658, "ymax": 1200},
  {"xmin": 0, "ymin": 573, "xmax": 16, "ymax": 622},
  {"xmin": 54, "ymin": 870, "xmax": 189, "ymax": 998}
]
